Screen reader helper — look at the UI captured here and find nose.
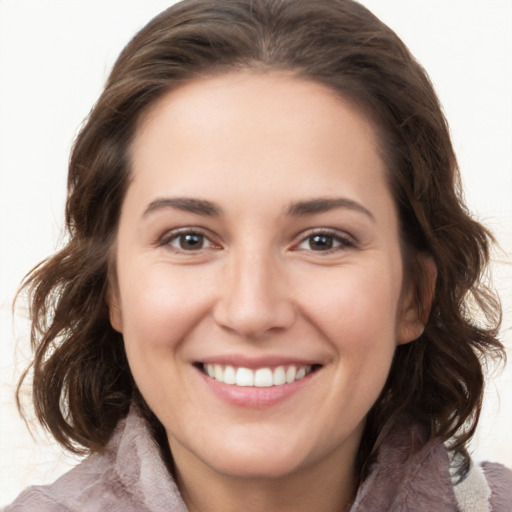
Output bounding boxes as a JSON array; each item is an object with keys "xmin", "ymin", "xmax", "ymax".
[{"xmin": 213, "ymin": 250, "xmax": 297, "ymax": 339}]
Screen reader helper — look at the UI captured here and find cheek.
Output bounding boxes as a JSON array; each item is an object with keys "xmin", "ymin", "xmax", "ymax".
[
  {"xmin": 116, "ymin": 265, "xmax": 213, "ymax": 413},
  {"xmin": 298, "ymin": 261, "xmax": 403, "ymax": 350},
  {"xmin": 117, "ymin": 264, "xmax": 214, "ymax": 352}
]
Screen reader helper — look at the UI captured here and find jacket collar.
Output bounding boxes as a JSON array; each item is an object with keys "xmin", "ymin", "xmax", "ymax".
[{"xmin": 109, "ymin": 406, "xmax": 458, "ymax": 512}]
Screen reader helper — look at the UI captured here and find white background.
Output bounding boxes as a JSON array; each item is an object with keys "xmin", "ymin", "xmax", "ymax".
[{"xmin": 1, "ymin": 0, "xmax": 511, "ymax": 506}]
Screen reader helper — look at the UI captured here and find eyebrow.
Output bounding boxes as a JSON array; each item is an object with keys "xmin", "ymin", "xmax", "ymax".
[
  {"xmin": 142, "ymin": 196, "xmax": 374, "ymax": 221},
  {"xmin": 143, "ymin": 197, "xmax": 222, "ymax": 217},
  {"xmin": 287, "ymin": 197, "xmax": 375, "ymax": 222}
]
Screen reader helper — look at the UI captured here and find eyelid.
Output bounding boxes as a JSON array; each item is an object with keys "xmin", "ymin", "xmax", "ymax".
[
  {"xmin": 157, "ymin": 226, "xmax": 221, "ymax": 252},
  {"xmin": 154, "ymin": 226, "xmax": 357, "ymax": 254},
  {"xmin": 292, "ymin": 227, "xmax": 358, "ymax": 252}
]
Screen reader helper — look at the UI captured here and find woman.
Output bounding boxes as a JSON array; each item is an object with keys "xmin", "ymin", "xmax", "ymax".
[{"xmin": 5, "ymin": 0, "xmax": 511, "ymax": 510}]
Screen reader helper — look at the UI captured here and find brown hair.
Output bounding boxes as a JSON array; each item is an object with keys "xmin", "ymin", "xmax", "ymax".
[{"xmin": 17, "ymin": 0, "xmax": 503, "ymax": 481}]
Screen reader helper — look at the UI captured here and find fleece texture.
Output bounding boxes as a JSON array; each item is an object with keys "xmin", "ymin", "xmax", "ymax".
[
  {"xmin": 482, "ymin": 462, "xmax": 512, "ymax": 512},
  {"xmin": 4, "ymin": 407, "xmax": 511, "ymax": 511}
]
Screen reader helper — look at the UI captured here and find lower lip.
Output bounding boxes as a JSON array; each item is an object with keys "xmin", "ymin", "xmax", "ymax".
[{"xmin": 197, "ymin": 368, "xmax": 316, "ymax": 407}]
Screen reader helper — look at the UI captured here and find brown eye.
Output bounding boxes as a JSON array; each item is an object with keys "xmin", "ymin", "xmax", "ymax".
[
  {"xmin": 308, "ymin": 234, "xmax": 335, "ymax": 251},
  {"xmin": 296, "ymin": 231, "xmax": 356, "ymax": 253},
  {"xmin": 178, "ymin": 233, "xmax": 205, "ymax": 250},
  {"xmin": 165, "ymin": 231, "xmax": 213, "ymax": 251}
]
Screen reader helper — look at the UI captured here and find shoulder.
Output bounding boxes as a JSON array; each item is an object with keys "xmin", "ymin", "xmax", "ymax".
[
  {"xmin": 2, "ymin": 450, "xmax": 131, "ymax": 512},
  {"xmin": 352, "ymin": 423, "xmax": 512, "ymax": 512},
  {"xmin": 3, "ymin": 407, "xmax": 187, "ymax": 512},
  {"xmin": 448, "ymin": 454, "xmax": 512, "ymax": 512},
  {"xmin": 2, "ymin": 486, "xmax": 71, "ymax": 512},
  {"xmin": 481, "ymin": 461, "xmax": 512, "ymax": 512},
  {"xmin": 352, "ymin": 425, "xmax": 460, "ymax": 510}
]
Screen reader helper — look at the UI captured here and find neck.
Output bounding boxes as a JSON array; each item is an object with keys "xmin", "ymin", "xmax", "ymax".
[{"xmin": 171, "ymin": 440, "xmax": 358, "ymax": 512}]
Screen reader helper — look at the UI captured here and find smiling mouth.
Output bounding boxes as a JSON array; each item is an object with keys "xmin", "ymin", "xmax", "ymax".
[{"xmin": 199, "ymin": 363, "xmax": 321, "ymax": 387}]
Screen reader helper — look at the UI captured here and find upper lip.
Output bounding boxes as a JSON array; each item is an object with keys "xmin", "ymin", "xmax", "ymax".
[{"xmin": 197, "ymin": 355, "xmax": 324, "ymax": 369}]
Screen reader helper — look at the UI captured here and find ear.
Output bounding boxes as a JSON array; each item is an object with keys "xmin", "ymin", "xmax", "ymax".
[
  {"xmin": 396, "ymin": 255, "xmax": 437, "ymax": 345},
  {"xmin": 107, "ymin": 284, "xmax": 123, "ymax": 333}
]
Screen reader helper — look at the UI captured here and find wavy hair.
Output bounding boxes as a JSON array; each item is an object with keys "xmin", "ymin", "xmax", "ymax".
[{"xmin": 17, "ymin": 0, "xmax": 503, "ymax": 482}]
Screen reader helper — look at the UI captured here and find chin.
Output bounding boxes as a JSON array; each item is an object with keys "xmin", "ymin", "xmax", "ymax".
[
  {"xmin": 208, "ymin": 449, "xmax": 308, "ymax": 480},
  {"xmin": 188, "ymin": 428, "xmax": 323, "ymax": 480}
]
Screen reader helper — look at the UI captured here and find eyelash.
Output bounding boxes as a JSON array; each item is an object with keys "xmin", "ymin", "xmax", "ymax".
[
  {"xmin": 157, "ymin": 227, "xmax": 357, "ymax": 255},
  {"xmin": 294, "ymin": 229, "xmax": 357, "ymax": 254},
  {"xmin": 158, "ymin": 228, "xmax": 218, "ymax": 253}
]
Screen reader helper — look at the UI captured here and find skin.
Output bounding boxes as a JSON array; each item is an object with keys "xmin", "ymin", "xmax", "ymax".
[{"xmin": 109, "ymin": 72, "xmax": 426, "ymax": 512}]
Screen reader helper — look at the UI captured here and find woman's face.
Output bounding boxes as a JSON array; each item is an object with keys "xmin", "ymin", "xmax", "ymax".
[{"xmin": 110, "ymin": 72, "xmax": 422, "ymax": 481}]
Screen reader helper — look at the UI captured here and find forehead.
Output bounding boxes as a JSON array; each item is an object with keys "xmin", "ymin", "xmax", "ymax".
[
  {"xmin": 127, "ymin": 71, "xmax": 394, "ymax": 221},
  {"xmin": 133, "ymin": 70, "xmax": 381, "ymax": 154}
]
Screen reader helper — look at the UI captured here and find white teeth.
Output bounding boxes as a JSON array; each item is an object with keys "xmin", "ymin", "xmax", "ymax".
[
  {"xmin": 273, "ymin": 366, "xmax": 286, "ymax": 386},
  {"xmin": 254, "ymin": 368, "xmax": 273, "ymax": 387},
  {"xmin": 203, "ymin": 364, "xmax": 313, "ymax": 387},
  {"xmin": 223, "ymin": 365, "xmax": 236, "ymax": 385},
  {"xmin": 285, "ymin": 366, "xmax": 296, "ymax": 383},
  {"xmin": 295, "ymin": 367, "xmax": 306, "ymax": 380},
  {"xmin": 214, "ymin": 364, "xmax": 223, "ymax": 381},
  {"xmin": 236, "ymin": 367, "xmax": 254, "ymax": 386}
]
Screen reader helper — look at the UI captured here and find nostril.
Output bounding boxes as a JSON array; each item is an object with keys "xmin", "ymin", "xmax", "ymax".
[{"xmin": 213, "ymin": 296, "xmax": 297, "ymax": 339}]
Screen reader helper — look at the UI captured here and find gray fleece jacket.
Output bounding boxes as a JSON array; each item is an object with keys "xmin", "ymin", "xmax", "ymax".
[{"xmin": 4, "ymin": 408, "xmax": 512, "ymax": 511}]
